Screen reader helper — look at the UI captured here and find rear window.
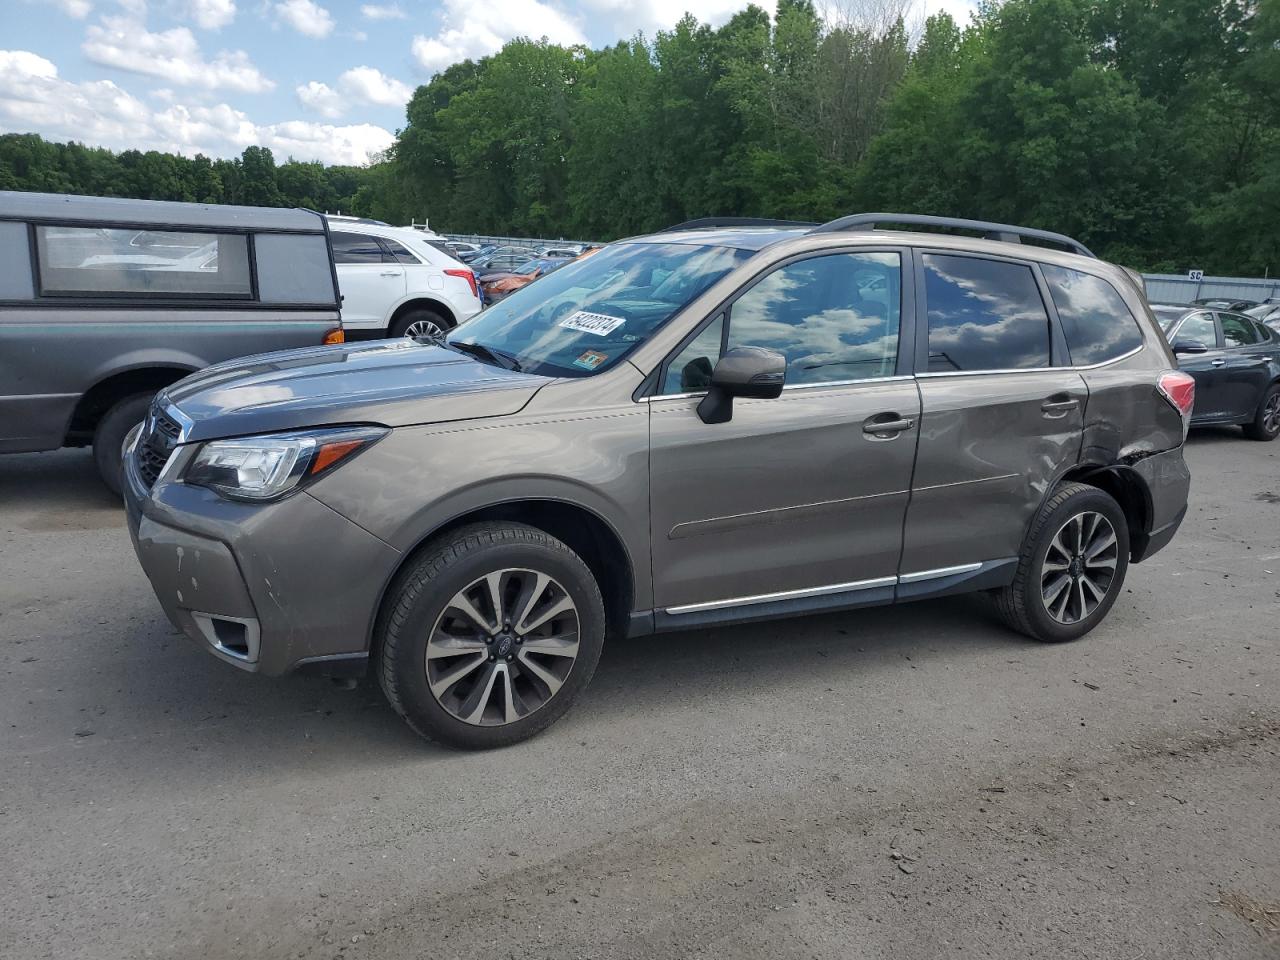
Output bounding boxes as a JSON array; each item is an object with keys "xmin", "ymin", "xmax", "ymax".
[
  {"xmin": 35, "ymin": 226, "xmax": 251, "ymax": 298},
  {"xmin": 923, "ymin": 254, "xmax": 1051, "ymax": 371},
  {"xmin": 1042, "ymin": 264, "xmax": 1145, "ymax": 364}
]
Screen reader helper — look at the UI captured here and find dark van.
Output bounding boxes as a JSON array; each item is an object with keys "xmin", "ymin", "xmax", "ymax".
[{"xmin": 0, "ymin": 191, "xmax": 342, "ymax": 491}]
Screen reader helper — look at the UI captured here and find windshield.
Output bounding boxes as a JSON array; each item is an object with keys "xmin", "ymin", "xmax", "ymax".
[{"xmin": 448, "ymin": 241, "xmax": 750, "ymax": 377}]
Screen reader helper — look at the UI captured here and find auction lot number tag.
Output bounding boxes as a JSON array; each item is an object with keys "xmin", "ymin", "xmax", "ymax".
[{"xmin": 559, "ymin": 311, "xmax": 627, "ymax": 336}]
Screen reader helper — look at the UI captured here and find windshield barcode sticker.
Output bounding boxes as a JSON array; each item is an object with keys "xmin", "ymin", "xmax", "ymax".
[{"xmin": 559, "ymin": 311, "xmax": 626, "ymax": 336}]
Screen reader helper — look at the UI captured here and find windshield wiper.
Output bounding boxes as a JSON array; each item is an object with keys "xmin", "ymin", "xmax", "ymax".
[{"xmin": 448, "ymin": 339, "xmax": 522, "ymax": 371}]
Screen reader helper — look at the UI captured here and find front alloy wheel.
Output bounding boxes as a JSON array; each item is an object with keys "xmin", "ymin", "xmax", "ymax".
[
  {"xmin": 427, "ymin": 569, "xmax": 581, "ymax": 725},
  {"xmin": 377, "ymin": 522, "xmax": 606, "ymax": 749}
]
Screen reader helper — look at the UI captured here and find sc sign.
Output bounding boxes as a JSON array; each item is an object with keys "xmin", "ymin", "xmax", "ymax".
[{"xmin": 1188, "ymin": 269, "xmax": 1204, "ymax": 282}]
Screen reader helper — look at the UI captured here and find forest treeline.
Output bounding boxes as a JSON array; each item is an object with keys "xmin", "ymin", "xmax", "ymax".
[{"xmin": 2, "ymin": 0, "xmax": 1277, "ymax": 274}]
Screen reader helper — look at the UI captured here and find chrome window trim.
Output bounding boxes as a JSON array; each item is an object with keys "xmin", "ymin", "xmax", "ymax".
[
  {"xmin": 917, "ymin": 343, "xmax": 1144, "ymax": 378},
  {"xmin": 642, "ymin": 346, "xmax": 1146, "ymax": 400},
  {"xmin": 664, "ymin": 561, "xmax": 995, "ymax": 614},
  {"xmin": 642, "ymin": 373, "xmax": 915, "ymax": 402}
]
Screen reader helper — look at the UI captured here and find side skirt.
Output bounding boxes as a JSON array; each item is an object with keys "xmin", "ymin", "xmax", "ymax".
[{"xmin": 638, "ymin": 558, "xmax": 1019, "ymax": 635}]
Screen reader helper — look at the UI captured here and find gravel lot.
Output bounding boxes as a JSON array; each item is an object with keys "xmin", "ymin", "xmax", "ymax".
[{"xmin": 1, "ymin": 430, "xmax": 1277, "ymax": 960}]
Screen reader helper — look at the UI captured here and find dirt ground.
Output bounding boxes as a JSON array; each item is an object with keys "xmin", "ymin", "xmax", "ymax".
[{"xmin": 1, "ymin": 428, "xmax": 1277, "ymax": 959}]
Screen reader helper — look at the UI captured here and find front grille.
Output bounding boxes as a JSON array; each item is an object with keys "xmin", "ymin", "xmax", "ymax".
[{"xmin": 134, "ymin": 407, "xmax": 182, "ymax": 489}]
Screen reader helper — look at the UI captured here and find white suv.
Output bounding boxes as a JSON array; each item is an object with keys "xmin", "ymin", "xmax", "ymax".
[{"xmin": 326, "ymin": 220, "xmax": 482, "ymax": 340}]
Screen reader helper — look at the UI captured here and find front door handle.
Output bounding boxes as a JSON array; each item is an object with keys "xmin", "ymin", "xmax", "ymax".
[
  {"xmin": 862, "ymin": 414, "xmax": 915, "ymax": 439},
  {"xmin": 1211, "ymin": 358, "xmax": 1226, "ymax": 366}
]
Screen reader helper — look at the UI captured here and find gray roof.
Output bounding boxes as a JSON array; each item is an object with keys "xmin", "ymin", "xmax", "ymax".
[{"xmin": 0, "ymin": 191, "xmax": 326, "ymax": 233}]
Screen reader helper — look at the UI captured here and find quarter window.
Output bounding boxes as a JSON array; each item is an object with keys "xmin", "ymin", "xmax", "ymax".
[
  {"xmin": 1219, "ymin": 313, "xmax": 1260, "ymax": 347},
  {"xmin": 330, "ymin": 231, "xmax": 387, "ymax": 264},
  {"xmin": 381, "ymin": 238, "xmax": 421, "ymax": 265},
  {"xmin": 923, "ymin": 254, "xmax": 1051, "ymax": 371},
  {"xmin": 34, "ymin": 226, "xmax": 251, "ymax": 298},
  {"xmin": 1042, "ymin": 264, "xmax": 1144, "ymax": 364}
]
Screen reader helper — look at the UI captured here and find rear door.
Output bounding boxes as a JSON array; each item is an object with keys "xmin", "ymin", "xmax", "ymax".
[
  {"xmin": 648, "ymin": 248, "xmax": 919, "ymax": 613},
  {"xmin": 900, "ymin": 251, "xmax": 1086, "ymax": 575},
  {"xmin": 1171, "ymin": 311, "xmax": 1228, "ymax": 420},
  {"xmin": 1217, "ymin": 312, "xmax": 1274, "ymax": 419},
  {"xmin": 331, "ymin": 231, "xmax": 405, "ymax": 331}
]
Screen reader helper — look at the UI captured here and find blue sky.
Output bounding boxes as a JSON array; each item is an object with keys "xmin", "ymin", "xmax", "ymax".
[{"xmin": 0, "ymin": 0, "xmax": 976, "ymax": 166}]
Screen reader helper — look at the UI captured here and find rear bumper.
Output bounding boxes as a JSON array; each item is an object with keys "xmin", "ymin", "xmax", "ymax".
[
  {"xmin": 1129, "ymin": 445, "xmax": 1191, "ymax": 563},
  {"xmin": 123, "ymin": 440, "xmax": 400, "ymax": 676}
]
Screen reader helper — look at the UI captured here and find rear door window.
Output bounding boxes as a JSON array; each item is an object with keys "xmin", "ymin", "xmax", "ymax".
[
  {"xmin": 381, "ymin": 238, "xmax": 422, "ymax": 265},
  {"xmin": 1219, "ymin": 313, "xmax": 1260, "ymax": 347},
  {"xmin": 34, "ymin": 226, "xmax": 251, "ymax": 298},
  {"xmin": 1174, "ymin": 312, "xmax": 1217, "ymax": 346},
  {"xmin": 330, "ymin": 231, "xmax": 388, "ymax": 264},
  {"xmin": 922, "ymin": 254, "xmax": 1051, "ymax": 371},
  {"xmin": 1041, "ymin": 264, "xmax": 1144, "ymax": 364}
]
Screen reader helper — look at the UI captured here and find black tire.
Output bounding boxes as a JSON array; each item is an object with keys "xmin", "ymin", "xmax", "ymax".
[
  {"xmin": 1242, "ymin": 384, "xmax": 1280, "ymax": 441},
  {"xmin": 389, "ymin": 307, "xmax": 451, "ymax": 342},
  {"xmin": 992, "ymin": 482, "xmax": 1130, "ymax": 643},
  {"xmin": 92, "ymin": 393, "xmax": 152, "ymax": 496},
  {"xmin": 377, "ymin": 522, "xmax": 606, "ymax": 750}
]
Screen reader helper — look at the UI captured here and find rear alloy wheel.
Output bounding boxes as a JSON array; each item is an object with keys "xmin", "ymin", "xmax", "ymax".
[
  {"xmin": 378, "ymin": 522, "xmax": 605, "ymax": 749},
  {"xmin": 1243, "ymin": 385, "xmax": 1280, "ymax": 441},
  {"xmin": 390, "ymin": 307, "xmax": 450, "ymax": 344},
  {"xmin": 993, "ymin": 482, "xmax": 1130, "ymax": 643}
]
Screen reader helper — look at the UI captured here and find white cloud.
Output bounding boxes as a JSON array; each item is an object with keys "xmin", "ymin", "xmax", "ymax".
[
  {"xmin": 296, "ymin": 80, "xmax": 344, "ymax": 118},
  {"xmin": 296, "ymin": 66, "xmax": 413, "ymax": 118},
  {"xmin": 179, "ymin": 0, "xmax": 237, "ymax": 29},
  {"xmin": 82, "ymin": 15, "xmax": 273, "ymax": 92},
  {"xmin": 31, "ymin": 0, "xmax": 94, "ymax": 18},
  {"xmin": 337, "ymin": 66, "xmax": 411, "ymax": 105},
  {"xmin": 411, "ymin": 0, "xmax": 587, "ymax": 73},
  {"xmin": 360, "ymin": 2, "xmax": 405, "ymax": 20},
  {"xmin": 273, "ymin": 0, "xmax": 334, "ymax": 38},
  {"xmin": 0, "ymin": 48, "xmax": 391, "ymax": 165}
]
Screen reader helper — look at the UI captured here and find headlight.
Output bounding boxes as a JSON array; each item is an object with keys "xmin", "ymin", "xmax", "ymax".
[{"xmin": 183, "ymin": 426, "xmax": 387, "ymax": 501}]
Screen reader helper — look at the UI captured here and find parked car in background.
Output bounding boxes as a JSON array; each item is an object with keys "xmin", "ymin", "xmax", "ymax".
[
  {"xmin": 0, "ymin": 191, "xmax": 343, "ymax": 491},
  {"xmin": 326, "ymin": 220, "xmax": 481, "ymax": 341},
  {"xmin": 1152, "ymin": 303, "xmax": 1280, "ymax": 440},
  {"xmin": 470, "ymin": 246, "xmax": 537, "ymax": 272},
  {"xmin": 478, "ymin": 256, "xmax": 573, "ymax": 302},
  {"xmin": 1244, "ymin": 302, "xmax": 1280, "ymax": 331},
  {"xmin": 538, "ymin": 246, "xmax": 582, "ymax": 258},
  {"xmin": 123, "ymin": 213, "xmax": 1191, "ymax": 749},
  {"xmin": 445, "ymin": 241, "xmax": 482, "ymax": 262},
  {"xmin": 1191, "ymin": 297, "xmax": 1259, "ymax": 311}
]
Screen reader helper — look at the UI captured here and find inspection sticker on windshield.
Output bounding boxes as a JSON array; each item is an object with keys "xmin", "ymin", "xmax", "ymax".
[
  {"xmin": 559, "ymin": 310, "xmax": 626, "ymax": 336},
  {"xmin": 573, "ymin": 350, "xmax": 609, "ymax": 371}
]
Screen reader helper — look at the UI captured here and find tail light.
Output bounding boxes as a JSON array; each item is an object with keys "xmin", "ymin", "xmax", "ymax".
[
  {"xmin": 1158, "ymin": 370, "xmax": 1195, "ymax": 424},
  {"xmin": 445, "ymin": 268, "xmax": 479, "ymax": 300},
  {"xmin": 323, "ymin": 327, "xmax": 345, "ymax": 345}
]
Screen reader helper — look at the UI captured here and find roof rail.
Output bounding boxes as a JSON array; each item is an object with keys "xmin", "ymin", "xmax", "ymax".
[
  {"xmin": 807, "ymin": 213, "xmax": 1095, "ymax": 258},
  {"xmin": 660, "ymin": 217, "xmax": 818, "ymax": 232}
]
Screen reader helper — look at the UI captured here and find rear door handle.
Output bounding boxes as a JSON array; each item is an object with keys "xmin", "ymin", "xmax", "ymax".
[
  {"xmin": 1211, "ymin": 358, "xmax": 1226, "ymax": 366},
  {"xmin": 1040, "ymin": 398, "xmax": 1079, "ymax": 417},
  {"xmin": 380, "ymin": 270, "xmax": 400, "ymax": 278},
  {"xmin": 862, "ymin": 414, "xmax": 915, "ymax": 439}
]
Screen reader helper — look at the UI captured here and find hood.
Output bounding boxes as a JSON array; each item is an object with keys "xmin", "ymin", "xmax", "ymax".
[{"xmin": 162, "ymin": 339, "xmax": 549, "ymax": 442}]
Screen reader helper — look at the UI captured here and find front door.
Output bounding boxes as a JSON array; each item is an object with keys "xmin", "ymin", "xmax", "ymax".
[
  {"xmin": 648, "ymin": 249, "xmax": 919, "ymax": 612},
  {"xmin": 900, "ymin": 251, "xmax": 1087, "ymax": 573}
]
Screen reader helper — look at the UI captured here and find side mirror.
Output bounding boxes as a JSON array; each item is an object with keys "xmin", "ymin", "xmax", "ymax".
[
  {"xmin": 1172, "ymin": 338, "xmax": 1209, "ymax": 355},
  {"xmin": 697, "ymin": 347, "xmax": 787, "ymax": 424}
]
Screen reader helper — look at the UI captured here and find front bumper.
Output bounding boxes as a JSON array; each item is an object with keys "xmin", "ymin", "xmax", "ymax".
[{"xmin": 123, "ymin": 432, "xmax": 401, "ymax": 676}]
